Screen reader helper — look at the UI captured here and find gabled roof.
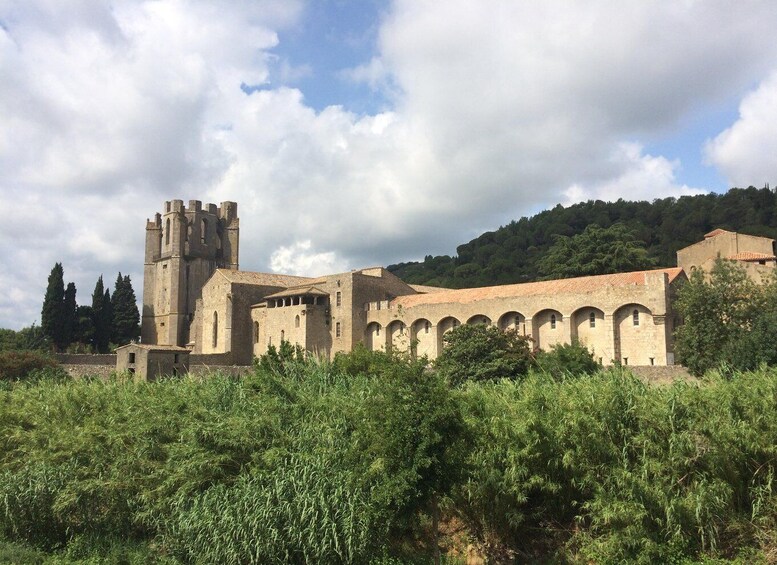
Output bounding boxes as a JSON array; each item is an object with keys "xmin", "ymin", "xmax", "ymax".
[
  {"xmin": 116, "ymin": 343, "xmax": 190, "ymax": 352},
  {"xmin": 392, "ymin": 268, "xmax": 684, "ymax": 308},
  {"xmin": 264, "ymin": 285, "xmax": 330, "ymax": 299},
  {"xmin": 704, "ymin": 228, "xmax": 731, "ymax": 238},
  {"xmin": 214, "ymin": 269, "xmax": 317, "ymax": 287}
]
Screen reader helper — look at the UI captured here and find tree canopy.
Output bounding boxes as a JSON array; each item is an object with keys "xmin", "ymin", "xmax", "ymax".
[
  {"xmin": 388, "ymin": 186, "xmax": 777, "ymax": 288},
  {"xmin": 41, "ymin": 263, "xmax": 66, "ymax": 351},
  {"xmin": 673, "ymin": 259, "xmax": 777, "ymax": 376},
  {"xmin": 537, "ymin": 223, "xmax": 654, "ymax": 279}
]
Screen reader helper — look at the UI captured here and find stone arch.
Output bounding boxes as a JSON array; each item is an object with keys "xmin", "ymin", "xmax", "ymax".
[
  {"xmin": 613, "ymin": 303, "xmax": 654, "ymax": 365},
  {"xmin": 437, "ymin": 316, "xmax": 461, "ymax": 352},
  {"xmin": 498, "ymin": 311, "xmax": 526, "ymax": 334},
  {"xmin": 466, "ymin": 314, "xmax": 491, "ymax": 326},
  {"xmin": 411, "ymin": 318, "xmax": 435, "ymax": 359},
  {"xmin": 365, "ymin": 322, "xmax": 383, "ymax": 351},
  {"xmin": 387, "ymin": 320, "xmax": 408, "ymax": 351},
  {"xmin": 571, "ymin": 306, "xmax": 607, "ymax": 361},
  {"xmin": 532, "ymin": 308, "xmax": 564, "ymax": 351}
]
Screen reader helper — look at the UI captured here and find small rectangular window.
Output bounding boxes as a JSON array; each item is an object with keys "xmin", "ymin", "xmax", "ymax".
[
  {"xmin": 336, "ymin": 291, "xmax": 342, "ymax": 307},
  {"xmin": 336, "ymin": 322, "xmax": 341, "ymax": 337},
  {"xmin": 174, "ymin": 353, "xmax": 179, "ymax": 364},
  {"xmin": 128, "ymin": 352, "xmax": 135, "ymax": 364}
]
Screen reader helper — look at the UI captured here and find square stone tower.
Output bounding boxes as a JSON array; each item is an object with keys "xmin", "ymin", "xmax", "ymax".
[{"xmin": 141, "ymin": 199, "xmax": 239, "ymax": 346}]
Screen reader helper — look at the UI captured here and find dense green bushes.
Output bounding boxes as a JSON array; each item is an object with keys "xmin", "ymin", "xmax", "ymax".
[
  {"xmin": 2, "ymin": 357, "xmax": 777, "ymax": 562},
  {"xmin": 0, "ymin": 350, "xmax": 64, "ymax": 383}
]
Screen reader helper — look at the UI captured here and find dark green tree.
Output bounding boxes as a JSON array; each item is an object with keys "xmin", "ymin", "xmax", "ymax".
[
  {"xmin": 435, "ymin": 324, "xmax": 533, "ymax": 386},
  {"xmin": 534, "ymin": 339, "xmax": 601, "ymax": 379},
  {"xmin": 74, "ymin": 305, "xmax": 95, "ymax": 350},
  {"xmin": 537, "ymin": 223, "xmax": 655, "ymax": 280},
  {"xmin": 63, "ymin": 282, "xmax": 77, "ymax": 350},
  {"xmin": 674, "ymin": 260, "xmax": 759, "ymax": 376},
  {"xmin": 111, "ymin": 273, "xmax": 140, "ymax": 345},
  {"xmin": 41, "ymin": 262, "xmax": 66, "ymax": 351},
  {"xmin": 91, "ymin": 276, "xmax": 113, "ymax": 353}
]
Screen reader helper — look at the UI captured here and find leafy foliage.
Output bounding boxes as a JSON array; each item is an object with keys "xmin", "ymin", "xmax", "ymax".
[
  {"xmin": 673, "ymin": 259, "xmax": 777, "ymax": 376},
  {"xmin": 6, "ymin": 359, "xmax": 777, "ymax": 562},
  {"xmin": 111, "ymin": 273, "xmax": 140, "ymax": 345},
  {"xmin": 537, "ymin": 223, "xmax": 654, "ymax": 279},
  {"xmin": 0, "ymin": 350, "xmax": 60, "ymax": 382},
  {"xmin": 434, "ymin": 324, "xmax": 533, "ymax": 386},
  {"xmin": 533, "ymin": 339, "xmax": 601, "ymax": 379},
  {"xmin": 40, "ymin": 263, "xmax": 65, "ymax": 351},
  {"xmin": 388, "ymin": 186, "xmax": 777, "ymax": 288}
]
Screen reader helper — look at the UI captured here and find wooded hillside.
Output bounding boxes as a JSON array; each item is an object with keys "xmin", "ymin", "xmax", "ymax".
[{"xmin": 388, "ymin": 186, "xmax": 777, "ymax": 287}]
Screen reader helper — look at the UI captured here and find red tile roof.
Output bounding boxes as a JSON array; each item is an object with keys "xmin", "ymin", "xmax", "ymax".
[
  {"xmin": 727, "ymin": 252, "xmax": 777, "ymax": 262},
  {"xmin": 704, "ymin": 228, "xmax": 730, "ymax": 238},
  {"xmin": 392, "ymin": 268, "xmax": 683, "ymax": 308}
]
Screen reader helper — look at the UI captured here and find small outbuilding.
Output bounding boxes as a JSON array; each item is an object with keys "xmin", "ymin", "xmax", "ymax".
[{"xmin": 115, "ymin": 343, "xmax": 190, "ymax": 381}]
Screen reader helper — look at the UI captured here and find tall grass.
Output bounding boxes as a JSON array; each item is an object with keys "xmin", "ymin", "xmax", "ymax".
[{"xmin": 3, "ymin": 361, "xmax": 777, "ymax": 562}]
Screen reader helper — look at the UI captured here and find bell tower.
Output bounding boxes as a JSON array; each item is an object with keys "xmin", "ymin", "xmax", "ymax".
[{"xmin": 141, "ymin": 199, "xmax": 239, "ymax": 346}]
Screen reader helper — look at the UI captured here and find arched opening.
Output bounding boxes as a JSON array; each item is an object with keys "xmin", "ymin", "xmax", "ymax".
[
  {"xmin": 614, "ymin": 304, "xmax": 653, "ymax": 365},
  {"xmin": 437, "ymin": 316, "xmax": 461, "ymax": 353},
  {"xmin": 201, "ymin": 218, "xmax": 208, "ymax": 244},
  {"xmin": 253, "ymin": 321, "xmax": 259, "ymax": 344},
  {"xmin": 387, "ymin": 320, "xmax": 407, "ymax": 351},
  {"xmin": 572, "ymin": 307, "xmax": 607, "ymax": 359},
  {"xmin": 365, "ymin": 322, "xmax": 383, "ymax": 351},
  {"xmin": 411, "ymin": 318, "xmax": 435, "ymax": 359},
  {"xmin": 165, "ymin": 218, "xmax": 171, "ymax": 246},
  {"xmin": 466, "ymin": 314, "xmax": 491, "ymax": 326},
  {"xmin": 280, "ymin": 329, "xmax": 285, "ymax": 342},
  {"xmin": 498, "ymin": 311, "xmax": 525, "ymax": 334},
  {"xmin": 295, "ymin": 315, "xmax": 300, "ymax": 328},
  {"xmin": 532, "ymin": 309, "xmax": 563, "ymax": 351},
  {"xmin": 212, "ymin": 311, "xmax": 218, "ymax": 348}
]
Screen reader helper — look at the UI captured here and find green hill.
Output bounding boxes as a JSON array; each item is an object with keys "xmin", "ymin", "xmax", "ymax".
[{"xmin": 387, "ymin": 186, "xmax": 777, "ymax": 287}]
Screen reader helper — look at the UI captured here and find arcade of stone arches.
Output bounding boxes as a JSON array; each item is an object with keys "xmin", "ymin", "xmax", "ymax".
[{"xmin": 364, "ymin": 303, "xmax": 661, "ymax": 366}]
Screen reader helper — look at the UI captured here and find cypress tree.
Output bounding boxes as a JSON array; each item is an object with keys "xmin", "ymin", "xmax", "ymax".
[
  {"xmin": 41, "ymin": 263, "xmax": 66, "ymax": 351},
  {"xmin": 111, "ymin": 273, "xmax": 140, "ymax": 345},
  {"xmin": 63, "ymin": 282, "xmax": 77, "ymax": 350},
  {"xmin": 91, "ymin": 276, "xmax": 113, "ymax": 353}
]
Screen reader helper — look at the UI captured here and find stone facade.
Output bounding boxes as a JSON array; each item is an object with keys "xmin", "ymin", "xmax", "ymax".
[
  {"xmin": 116, "ymin": 343, "xmax": 190, "ymax": 381},
  {"xmin": 139, "ymin": 199, "xmax": 776, "ymax": 368},
  {"xmin": 141, "ymin": 200, "xmax": 239, "ymax": 347},
  {"xmin": 677, "ymin": 229, "xmax": 776, "ymax": 283}
]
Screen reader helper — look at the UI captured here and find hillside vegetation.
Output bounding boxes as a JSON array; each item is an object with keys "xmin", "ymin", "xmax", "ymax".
[
  {"xmin": 3, "ymin": 353, "xmax": 777, "ymax": 563},
  {"xmin": 388, "ymin": 186, "xmax": 777, "ymax": 287}
]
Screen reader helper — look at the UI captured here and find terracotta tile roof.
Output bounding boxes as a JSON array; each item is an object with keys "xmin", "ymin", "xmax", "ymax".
[
  {"xmin": 215, "ymin": 269, "xmax": 317, "ymax": 287},
  {"xmin": 728, "ymin": 252, "xmax": 777, "ymax": 261},
  {"xmin": 409, "ymin": 284, "xmax": 452, "ymax": 294},
  {"xmin": 704, "ymin": 228, "xmax": 730, "ymax": 238},
  {"xmin": 393, "ymin": 268, "xmax": 684, "ymax": 308}
]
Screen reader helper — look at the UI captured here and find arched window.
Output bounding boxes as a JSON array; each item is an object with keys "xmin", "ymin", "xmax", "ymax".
[
  {"xmin": 212, "ymin": 311, "xmax": 218, "ymax": 348},
  {"xmin": 295, "ymin": 315, "xmax": 300, "ymax": 328},
  {"xmin": 632, "ymin": 309, "xmax": 639, "ymax": 326},
  {"xmin": 253, "ymin": 321, "xmax": 259, "ymax": 344},
  {"xmin": 201, "ymin": 218, "xmax": 208, "ymax": 244},
  {"xmin": 589, "ymin": 311, "xmax": 596, "ymax": 328},
  {"xmin": 281, "ymin": 330, "xmax": 285, "ymax": 342},
  {"xmin": 165, "ymin": 218, "xmax": 171, "ymax": 245},
  {"xmin": 550, "ymin": 314, "xmax": 556, "ymax": 329}
]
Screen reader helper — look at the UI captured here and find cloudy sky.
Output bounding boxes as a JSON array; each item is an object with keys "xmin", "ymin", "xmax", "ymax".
[{"xmin": 2, "ymin": 0, "xmax": 777, "ymax": 330}]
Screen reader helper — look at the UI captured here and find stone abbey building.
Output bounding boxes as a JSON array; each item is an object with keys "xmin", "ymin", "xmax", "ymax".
[{"xmin": 139, "ymin": 199, "xmax": 776, "ymax": 368}]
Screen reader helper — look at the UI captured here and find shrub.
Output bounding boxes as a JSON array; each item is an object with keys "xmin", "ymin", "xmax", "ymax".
[
  {"xmin": 0, "ymin": 350, "xmax": 59, "ymax": 382},
  {"xmin": 434, "ymin": 324, "xmax": 532, "ymax": 386},
  {"xmin": 533, "ymin": 339, "xmax": 600, "ymax": 379}
]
